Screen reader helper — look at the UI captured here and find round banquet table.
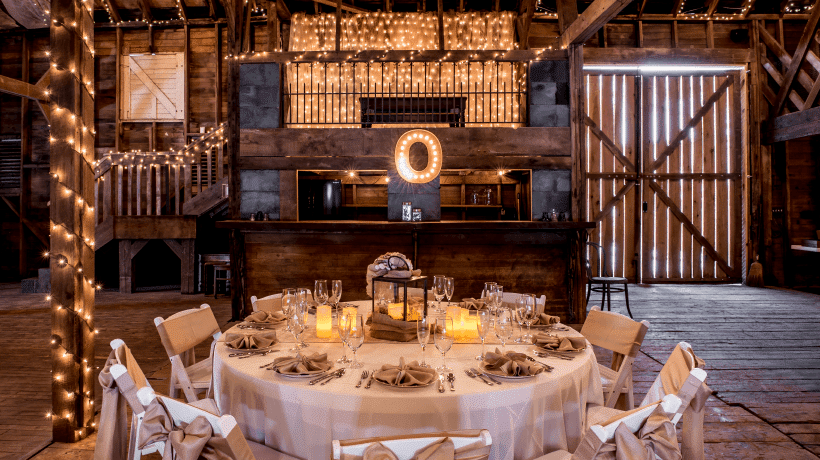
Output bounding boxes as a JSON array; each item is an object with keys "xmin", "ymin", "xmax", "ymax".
[{"xmin": 213, "ymin": 302, "xmax": 603, "ymax": 460}]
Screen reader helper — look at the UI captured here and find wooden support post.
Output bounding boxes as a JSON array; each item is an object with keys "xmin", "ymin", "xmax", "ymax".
[
  {"xmin": 556, "ymin": 0, "xmax": 578, "ymax": 34},
  {"xmin": 50, "ymin": 0, "xmax": 96, "ymax": 442},
  {"xmin": 335, "ymin": 0, "xmax": 343, "ymax": 52},
  {"xmin": 437, "ymin": 0, "xmax": 444, "ymax": 51},
  {"xmin": 20, "ymin": 33, "xmax": 31, "ymax": 277},
  {"xmin": 148, "ymin": 24, "xmax": 155, "ymax": 55},
  {"xmin": 228, "ymin": 0, "xmax": 245, "ymax": 319},
  {"xmin": 115, "ymin": 28, "xmax": 122, "ymax": 152},
  {"xmin": 215, "ymin": 23, "xmax": 222, "ymax": 126},
  {"xmin": 569, "ymin": 43, "xmax": 586, "ymax": 267},
  {"xmin": 184, "ymin": 25, "xmax": 190, "ymax": 137},
  {"xmin": 119, "ymin": 240, "xmax": 134, "ymax": 293},
  {"xmin": 268, "ymin": 1, "xmax": 280, "ymax": 51}
]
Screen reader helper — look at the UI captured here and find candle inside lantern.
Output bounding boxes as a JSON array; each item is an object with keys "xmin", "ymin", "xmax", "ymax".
[
  {"xmin": 388, "ymin": 302, "xmax": 405, "ymax": 320},
  {"xmin": 316, "ymin": 305, "xmax": 332, "ymax": 338},
  {"xmin": 342, "ymin": 306, "xmax": 358, "ymax": 321},
  {"xmin": 447, "ymin": 306, "xmax": 463, "ymax": 339},
  {"xmin": 463, "ymin": 309, "xmax": 478, "ymax": 339}
]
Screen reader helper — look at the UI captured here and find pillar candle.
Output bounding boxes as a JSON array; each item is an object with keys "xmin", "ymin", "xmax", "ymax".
[
  {"xmin": 388, "ymin": 302, "xmax": 404, "ymax": 320},
  {"xmin": 316, "ymin": 305, "xmax": 332, "ymax": 338},
  {"xmin": 447, "ymin": 306, "xmax": 463, "ymax": 339}
]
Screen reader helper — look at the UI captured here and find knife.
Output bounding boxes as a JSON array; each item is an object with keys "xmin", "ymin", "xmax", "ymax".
[
  {"xmin": 472, "ymin": 367, "xmax": 502, "ymax": 385},
  {"xmin": 365, "ymin": 370, "xmax": 375, "ymax": 389},
  {"xmin": 438, "ymin": 373, "xmax": 445, "ymax": 393}
]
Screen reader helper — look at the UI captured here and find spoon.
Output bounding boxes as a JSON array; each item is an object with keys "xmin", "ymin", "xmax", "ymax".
[{"xmin": 447, "ymin": 373, "xmax": 455, "ymax": 391}]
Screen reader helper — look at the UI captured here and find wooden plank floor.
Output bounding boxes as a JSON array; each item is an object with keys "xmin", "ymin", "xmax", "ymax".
[{"xmin": 0, "ymin": 283, "xmax": 817, "ymax": 459}]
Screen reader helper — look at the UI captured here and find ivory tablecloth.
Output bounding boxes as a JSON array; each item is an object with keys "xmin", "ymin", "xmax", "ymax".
[{"xmin": 213, "ymin": 304, "xmax": 603, "ymax": 460}]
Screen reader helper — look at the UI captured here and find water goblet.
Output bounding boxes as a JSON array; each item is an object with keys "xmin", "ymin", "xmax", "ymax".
[
  {"xmin": 417, "ymin": 315, "xmax": 431, "ymax": 368},
  {"xmin": 482, "ymin": 282, "xmax": 497, "ymax": 315},
  {"xmin": 434, "ymin": 317, "xmax": 455, "ymax": 373},
  {"xmin": 513, "ymin": 296, "xmax": 527, "ymax": 344},
  {"xmin": 445, "ymin": 277, "xmax": 454, "ymax": 307},
  {"xmin": 282, "ymin": 288, "xmax": 297, "ymax": 341},
  {"xmin": 475, "ymin": 308, "xmax": 491, "ymax": 361},
  {"xmin": 495, "ymin": 309, "xmax": 514, "ymax": 352},
  {"xmin": 346, "ymin": 314, "xmax": 365, "ymax": 369},
  {"xmin": 433, "ymin": 275, "xmax": 446, "ymax": 313},
  {"xmin": 331, "ymin": 280, "xmax": 342, "ymax": 307},
  {"xmin": 521, "ymin": 294, "xmax": 537, "ymax": 342},
  {"xmin": 493, "ymin": 285, "xmax": 504, "ymax": 312},
  {"xmin": 314, "ymin": 280, "xmax": 329, "ymax": 307},
  {"xmin": 288, "ymin": 310, "xmax": 305, "ymax": 352}
]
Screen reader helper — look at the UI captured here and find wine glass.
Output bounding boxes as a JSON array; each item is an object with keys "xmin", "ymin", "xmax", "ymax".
[
  {"xmin": 482, "ymin": 282, "xmax": 497, "ymax": 314},
  {"xmin": 521, "ymin": 294, "xmax": 537, "ymax": 342},
  {"xmin": 346, "ymin": 314, "xmax": 365, "ymax": 369},
  {"xmin": 282, "ymin": 288, "xmax": 297, "ymax": 342},
  {"xmin": 337, "ymin": 310, "xmax": 352, "ymax": 364},
  {"xmin": 494, "ymin": 285, "xmax": 504, "ymax": 312},
  {"xmin": 331, "ymin": 280, "xmax": 342, "ymax": 307},
  {"xmin": 433, "ymin": 275, "xmax": 446, "ymax": 313},
  {"xmin": 495, "ymin": 309, "xmax": 514, "ymax": 352},
  {"xmin": 297, "ymin": 287, "xmax": 311, "ymax": 309},
  {"xmin": 314, "ymin": 280, "xmax": 328, "ymax": 307},
  {"xmin": 513, "ymin": 296, "xmax": 527, "ymax": 344},
  {"xmin": 444, "ymin": 277, "xmax": 454, "ymax": 307},
  {"xmin": 475, "ymin": 308, "xmax": 491, "ymax": 361},
  {"xmin": 417, "ymin": 315, "xmax": 431, "ymax": 368},
  {"xmin": 288, "ymin": 308, "xmax": 305, "ymax": 352},
  {"xmin": 434, "ymin": 317, "xmax": 454, "ymax": 372}
]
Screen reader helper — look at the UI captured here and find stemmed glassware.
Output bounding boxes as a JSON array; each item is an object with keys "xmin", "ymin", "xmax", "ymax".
[
  {"xmin": 434, "ymin": 317, "xmax": 454, "ymax": 372},
  {"xmin": 513, "ymin": 297, "xmax": 527, "ymax": 344},
  {"xmin": 314, "ymin": 280, "xmax": 328, "ymax": 307},
  {"xmin": 288, "ymin": 306, "xmax": 306, "ymax": 352},
  {"xmin": 493, "ymin": 285, "xmax": 504, "ymax": 313},
  {"xmin": 475, "ymin": 308, "xmax": 491, "ymax": 361},
  {"xmin": 295, "ymin": 288, "xmax": 311, "ymax": 348},
  {"xmin": 494, "ymin": 309, "xmax": 514, "ymax": 352},
  {"xmin": 417, "ymin": 315, "xmax": 431, "ymax": 368},
  {"xmin": 337, "ymin": 311, "xmax": 352, "ymax": 364},
  {"xmin": 346, "ymin": 314, "xmax": 365, "ymax": 369},
  {"xmin": 433, "ymin": 275, "xmax": 446, "ymax": 313},
  {"xmin": 520, "ymin": 294, "xmax": 537, "ymax": 343},
  {"xmin": 282, "ymin": 288, "xmax": 297, "ymax": 345},
  {"xmin": 482, "ymin": 282, "xmax": 497, "ymax": 314},
  {"xmin": 331, "ymin": 280, "xmax": 342, "ymax": 307},
  {"xmin": 444, "ymin": 277, "xmax": 454, "ymax": 307}
]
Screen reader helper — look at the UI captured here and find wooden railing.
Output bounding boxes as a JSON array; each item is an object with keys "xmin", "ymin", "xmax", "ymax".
[{"xmin": 93, "ymin": 124, "xmax": 226, "ymax": 224}]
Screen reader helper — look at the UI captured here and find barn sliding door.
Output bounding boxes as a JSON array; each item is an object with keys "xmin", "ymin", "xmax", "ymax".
[{"xmin": 585, "ymin": 69, "xmax": 744, "ymax": 283}]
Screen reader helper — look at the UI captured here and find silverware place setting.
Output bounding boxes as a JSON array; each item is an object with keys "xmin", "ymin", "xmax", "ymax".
[
  {"xmin": 464, "ymin": 369, "xmax": 493, "ymax": 386},
  {"xmin": 447, "ymin": 373, "xmax": 455, "ymax": 391},
  {"xmin": 525, "ymin": 355, "xmax": 554, "ymax": 371},
  {"xmin": 229, "ymin": 349, "xmax": 277, "ymax": 358},
  {"xmin": 355, "ymin": 370, "xmax": 369, "ymax": 388},
  {"xmin": 533, "ymin": 350, "xmax": 575, "ymax": 360},
  {"xmin": 364, "ymin": 370, "xmax": 375, "ymax": 389},
  {"xmin": 471, "ymin": 367, "xmax": 502, "ymax": 385},
  {"xmin": 319, "ymin": 368, "xmax": 346, "ymax": 385}
]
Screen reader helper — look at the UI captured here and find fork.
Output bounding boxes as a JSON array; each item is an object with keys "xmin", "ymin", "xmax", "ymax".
[
  {"xmin": 237, "ymin": 350, "xmax": 274, "ymax": 359},
  {"xmin": 525, "ymin": 356, "xmax": 554, "ymax": 371},
  {"xmin": 464, "ymin": 369, "xmax": 493, "ymax": 386},
  {"xmin": 533, "ymin": 350, "xmax": 574, "ymax": 360},
  {"xmin": 355, "ymin": 370, "xmax": 369, "ymax": 388}
]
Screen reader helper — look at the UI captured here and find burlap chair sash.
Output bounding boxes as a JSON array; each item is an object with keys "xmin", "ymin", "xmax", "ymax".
[
  {"xmin": 157, "ymin": 307, "xmax": 221, "ymax": 357},
  {"xmin": 580, "ymin": 309, "xmax": 648, "ymax": 358},
  {"xmin": 573, "ymin": 405, "xmax": 681, "ymax": 460},
  {"xmin": 95, "ymin": 348, "xmax": 129, "ymax": 460},
  {"xmin": 339, "ymin": 431, "xmax": 490, "ymax": 460},
  {"xmin": 252, "ymin": 295, "xmax": 282, "ymax": 313},
  {"xmin": 138, "ymin": 400, "xmax": 234, "ymax": 460}
]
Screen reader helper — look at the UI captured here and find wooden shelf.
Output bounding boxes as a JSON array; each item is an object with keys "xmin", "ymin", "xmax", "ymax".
[
  {"xmin": 441, "ymin": 204, "xmax": 502, "ymax": 208},
  {"xmin": 341, "ymin": 204, "xmax": 387, "ymax": 207}
]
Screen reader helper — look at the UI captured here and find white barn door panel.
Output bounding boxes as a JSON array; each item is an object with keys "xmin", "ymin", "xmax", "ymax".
[{"xmin": 121, "ymin": 53, "xmax": 185, "ymax": 121}]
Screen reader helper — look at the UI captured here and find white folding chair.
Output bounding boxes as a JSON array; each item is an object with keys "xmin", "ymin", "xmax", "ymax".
[
  {"xmin": 586, "ymin": 342, "xmax": 709, "ymax": 460},
  {"xmin": 535, "ymin": 395, "xmax": 682, "ymax": 460},
  {"xmin": 501, "ymin": 292, "xmax": 547, "ymax": 314},
  {"xmin": 137, "ymin": 387, "xmax": 297, "ymax": 460},
  {"xmin": 580, "ymin": 305, "xmax": 650, "ymax": 409},
  {"xmin": 332, "ymin": 430, "xmax": 492, "ymax": 460},
  {"xmin": 251, "ymin": 293, "xmax": 282, "ymax": 313},
  {"xmin": 154, "ymin": 304, "xmax": 222, "ymax": 402},
  {"xmin": 108, "ymin": 339, "xmax": 164, "ymax": 460}
]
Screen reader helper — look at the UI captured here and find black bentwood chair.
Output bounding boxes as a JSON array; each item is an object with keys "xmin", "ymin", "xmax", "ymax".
[{"xmin": 585, "ymin": 242, "xmax": 632, "ymax": 318}]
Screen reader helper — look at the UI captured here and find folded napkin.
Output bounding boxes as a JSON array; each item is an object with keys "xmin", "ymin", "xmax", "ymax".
[
  {"xmin": 271, "ymin": 352, "xmax": 331, "ymax": 374},
  {"xmin": 363, "ymin": 437, "xmax": 455, "ymax": 460},
  {"xmin": 245, "ymin": 310, "xmax": 287, "ymax": 323},
  {"xmin": 369, "ymin": 312, "xmax": 417, "ymax": 342},
  {"xmin": 482, "ymin": 348, "xmax": 544, "ymax": 377},
  {"xmin": 531, "ymin": 332, "xmax": 586, "ymax": 351},
  {"xmin": 373, "ymin": 357, "xmax": 438, "ymax": 387},
  {"xmin": 460, "ymin": 298, "xmax": 486, "ymax": 310},
  {"xmin": 531, "ymin": 313, "xmax": 561, "ymax": 326},
  {"xmin": 223, "ymin": 332, "xmax": 277, "ymax": 350}
]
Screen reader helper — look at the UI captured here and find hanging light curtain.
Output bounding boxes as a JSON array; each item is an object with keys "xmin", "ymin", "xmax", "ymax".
[{"xmin": 285, "ymin": 11, "xmax": 524, "ymax": 128}]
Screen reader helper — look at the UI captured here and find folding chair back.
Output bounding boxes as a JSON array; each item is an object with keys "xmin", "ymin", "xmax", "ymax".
[
  {"xmin": 580, "ymin": 306, "xmax": 649, "ymax": 408},
  {"xmin": 502, "ymin": 292, "xmax": 547, "ymax": 315},
  {"xmin": 332, "ymin": 430, "xmax": 492, "ymax": 460},
  {"xmin": 154, "ymin": 304, "xmax": 222, "ymax": 402},
  {"xmin": 108, "ymin": 339, "xmax": 164, "ymax": 460},
  {"xmin": 251, "ymin": 294, "xmax": 282, "ymax": 313}
]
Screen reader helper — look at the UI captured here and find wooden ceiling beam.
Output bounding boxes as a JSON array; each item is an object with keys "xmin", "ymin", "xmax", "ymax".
[
  {"xmin": 558, "ymin": 0, "xmax": 632, "ymax": 49},
  {"xmin": 771, "ymin": 4, "xmax": 820, "ymax": 116},
  {"xmin": 204, "ymin": 0, "xmax": 217, "ymax": 18},
  {"xmin": 138, "ymin": 0, "xmax": 154, "ymax": 22},
  {"xmin": 177, "ymin": 0, "xmax": 190, "ymax": 21},
  {"xmin": 102, "ymin": 0, "xmax": 122, "ymax": 23},
  {"xmin": 240, "ymin": 48, "xmax": 569, "ymax": 62},
  {"xmin": 706, "ymin": 0, "xmax": 720, "ymax": 16},
  {"xmin": 556, "ymin": 0, "xmax": 578, "ymax": 34},
  {"xmin": 517, "ymin": 0, "xmax": 536, "ymax": 49},
  {"xmin": 636, "ymin": 0, "xmax": 649, "ymax": 18},
  {"xmin": 313, "ymin": 0, "xmax": 366, "ymax": 14},
  {"xmin": 0, "ymin": 74, "xmax": 49, "ymax": 102},
  {"xmin": 672, "ymin": 0, "xmax": 684, "ymax": 18},
  {"xmin": 742, "ymin": 0, "xmax": 757, "ymax": 18}
]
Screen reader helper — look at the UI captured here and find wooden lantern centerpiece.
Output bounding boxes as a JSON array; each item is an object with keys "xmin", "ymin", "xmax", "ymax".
[
  {"xmin": 366, "ymin": 252, "xmax": 427, "ymax": 341},
  {"xmin": 371, "ymin": 275, "xmax": 429, "ymax": 322}
]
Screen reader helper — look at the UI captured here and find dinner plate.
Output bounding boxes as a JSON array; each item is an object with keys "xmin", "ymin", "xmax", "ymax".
[
  {"xmin": 372, "ymin": 377, "xmax": 436, "ymax": 389},
  {"xmin": 480, "ymin": 365, "xmax": 538, "ymax": 380},
  {"xmin": 273, "ymin": 365, "xmax": 333, "ymax": 378},
  {"xmin": 224, "ymin": 344, "xmax": 277, "ymax": 353},
  {"xmin": 239, "ymin": 320, "xmax": 283, "ymax": 329}
]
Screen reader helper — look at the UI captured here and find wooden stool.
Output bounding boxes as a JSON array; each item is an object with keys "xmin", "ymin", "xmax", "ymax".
[
  {"xmin": 586, "ymin": 242, "xmax": 632, "ymax": 318},
  {"xmin": 213, "ymin": 264, "xmax": 231, "ymax": 298}
]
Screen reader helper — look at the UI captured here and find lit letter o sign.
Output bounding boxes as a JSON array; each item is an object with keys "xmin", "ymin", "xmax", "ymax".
[{"xmin": 394, "ymin": 129, "xmax": 442, "ymax": 184}]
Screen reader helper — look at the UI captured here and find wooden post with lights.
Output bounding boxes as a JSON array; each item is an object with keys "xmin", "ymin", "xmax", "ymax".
[
  {"xmin": 228, "ymin": 0, "xmax": 246, "ymax": 319},
  {"xmin": 49, "ymin": 0, "xmax": 96, "ymax": 442}
]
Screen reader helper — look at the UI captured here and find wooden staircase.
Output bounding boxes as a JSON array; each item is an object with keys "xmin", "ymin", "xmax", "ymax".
[{"xmin": 93, "ymin": 124, "xmax": 226, "ymax": 293}]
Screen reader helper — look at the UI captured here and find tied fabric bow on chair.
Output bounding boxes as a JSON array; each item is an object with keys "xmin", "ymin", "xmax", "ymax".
[
  {"xmin": 594, "ymin": 406, "xmax": 681, "ymax": 460},
  {"xmin": 363, "ymin": 437, "xmax": 456, "ymax": 460},
  {"xmin": 138, "ymin": 400, "xmax": 234, "ymax": 460},
  {"xmin": 95, "ymin": 349, "xmax": 128, "ymax": 460}
]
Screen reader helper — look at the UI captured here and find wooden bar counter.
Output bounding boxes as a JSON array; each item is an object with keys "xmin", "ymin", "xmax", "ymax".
[{"xmin": 216, "ymin": 221, "xmax": 594, "ymax": 322}]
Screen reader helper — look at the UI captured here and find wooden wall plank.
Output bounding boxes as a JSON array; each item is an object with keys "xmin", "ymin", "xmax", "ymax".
[
  {"xmin": 666, "ymin": 76, "xmax": 682, "ymax": 280},
  {"xmin": 702, "ymin": 76, "xmax": 717, "ymax": 279}
]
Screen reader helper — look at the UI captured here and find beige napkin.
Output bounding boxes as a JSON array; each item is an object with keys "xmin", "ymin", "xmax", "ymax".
[
  {"xmin": 223, "ymin": 332, "xmax": 277, "ymax": 350},
  {"xmin": 138, "ymin": 400, "xmax": 233, "ymax": 460},
  {"xmin": 272, "ymin": 352, "xmax": 331, "ymax": 374},
  {"xmin": 245, "ymin": 310, "xmax": 287, "ymax": 323},
  {"xmin": 95, "ymin": 348, "xmax": 128, "ymax": 460},
  {"xmin": 482, "ymin": 348, "xmax": 544, "ymax": 377},
  {"xmin": 373, "ymin": 357, "xmax": 438, "ymax": 387},
  {"xmin": 592, "ymin": 404, "xmax": 681, "ymax": 460},
  {"xmin": 369, "ymin": 312, "xmax": 418, "ymax": 342},
  {"xmin": 531, "ymin": 332, "xmax": 586, "ymax": 351},
  {"xmin": 460, "ymin": 298, "xmax": 486, "ymax": 310},
  {"xmin": 531, "ymin": 313, "xmax": 561, "ymax": 326},
  {"xmin": 363, "ymin": 438, "xmax": 455, "ymax": 460}
]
